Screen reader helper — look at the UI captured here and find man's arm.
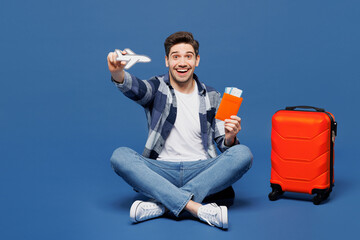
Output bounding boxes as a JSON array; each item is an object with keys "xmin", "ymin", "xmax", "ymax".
[
  {"xmin": 107, "ymin": 50, "xmax": 127, "ymax": 83},
  {"xmin": 107, "ymin": 49, "xmax": 159, "ymax": 107}
]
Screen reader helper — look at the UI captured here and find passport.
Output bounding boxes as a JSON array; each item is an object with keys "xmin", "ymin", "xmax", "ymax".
[{"xmin": 215, "ymin": 88, "xmax": 243, "ymax": 121}]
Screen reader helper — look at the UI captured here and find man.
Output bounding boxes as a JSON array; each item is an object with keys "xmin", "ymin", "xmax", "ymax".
[{"xmin": 107, "ymin": 31, "xmax": 253, "ymax": 229}]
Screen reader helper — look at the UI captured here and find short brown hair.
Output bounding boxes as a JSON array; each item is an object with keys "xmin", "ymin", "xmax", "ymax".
[{"xmin": 164, "ymin": 31, "xmax": 199, "ymax": 57}]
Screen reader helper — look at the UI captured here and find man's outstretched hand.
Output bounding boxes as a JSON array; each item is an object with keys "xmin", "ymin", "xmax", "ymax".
[{"xmin": 107, "ymin": 49, "xmax": 127, "ymax": 83}]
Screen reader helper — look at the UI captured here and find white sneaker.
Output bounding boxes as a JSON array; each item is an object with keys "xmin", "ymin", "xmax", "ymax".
[
  {"xmin": 130, "ymin": 200, "xmax": 165, "ymax": 223},
  {"xmin": 197, "ymin": 203, "xmax": 228, "ymax": 229}
]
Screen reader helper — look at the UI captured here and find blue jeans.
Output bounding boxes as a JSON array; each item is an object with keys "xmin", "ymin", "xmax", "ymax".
[{"xmin": 110, "ymin": 144, "xmax": 253, "ymax": 216}]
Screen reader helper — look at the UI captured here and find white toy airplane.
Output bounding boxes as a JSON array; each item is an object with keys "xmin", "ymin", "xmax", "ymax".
[{"xmin": 115, "ymin": 48, "xmax": 151, "ymax": 69}]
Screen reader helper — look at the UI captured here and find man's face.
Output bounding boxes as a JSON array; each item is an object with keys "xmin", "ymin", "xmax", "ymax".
[{"xmin": 165, "ymin": 43, "xmax": 200, "ymax": 85}]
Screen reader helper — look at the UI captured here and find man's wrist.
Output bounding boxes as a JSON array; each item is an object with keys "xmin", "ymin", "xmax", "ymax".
[
  {"xmin": 111, "ymin": 71, "xmax": 125, "ymax": 84},
  {"xmin": 224, "ymin": 137, "xmax": 235, "ymax": 147},
  {"xmin": 111, "ymin": 76, "xmax": 122, "ymax": 84}
]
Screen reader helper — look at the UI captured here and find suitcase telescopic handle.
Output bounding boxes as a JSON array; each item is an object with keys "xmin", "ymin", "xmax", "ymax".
[{"xmin": 285, "ymin": 106, "xmax": 325, "ymax": 112}]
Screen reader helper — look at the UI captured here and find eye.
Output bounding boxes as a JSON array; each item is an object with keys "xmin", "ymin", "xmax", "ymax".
[{"xmin": 186, "ymin": 55, "xmax": 192, "ymax": 59}]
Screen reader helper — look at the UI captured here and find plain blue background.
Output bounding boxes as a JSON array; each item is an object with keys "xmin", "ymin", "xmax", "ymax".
[{"xmin": 1, "ymin": 0, "xmax": 359, "ymax": 239}]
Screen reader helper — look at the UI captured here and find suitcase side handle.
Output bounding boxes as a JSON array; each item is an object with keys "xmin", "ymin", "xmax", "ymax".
[{"xmin": 285, "ymin": 106, "xmax": 325, "ymax": 112}]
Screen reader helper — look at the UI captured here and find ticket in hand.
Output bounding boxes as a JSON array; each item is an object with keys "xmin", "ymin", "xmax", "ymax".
[
  {"xmin": 225, "ymin": 87, "xmax": 243, "ymax": 98},
  {"xmin": 215, "ymin": 87, "xmax": 244, "ymax": 121}
]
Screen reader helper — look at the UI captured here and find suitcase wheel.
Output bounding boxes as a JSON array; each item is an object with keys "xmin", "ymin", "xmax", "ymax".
[
  {"xmin": 268, "ymin": 184, "xmax": 284, "ymax": 201},
  {"xmin": 312, "ymin": 189, "xmax": 331, "ymax": 205}
]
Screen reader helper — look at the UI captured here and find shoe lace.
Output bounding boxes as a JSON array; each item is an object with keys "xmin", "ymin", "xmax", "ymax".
[
  {"xmin": 200, "ymin": 203, "xmax": 220, "ymax": 226},
  {"xmin": 140, "ymin": 203, "xmax": 163, "ymax": 217}
]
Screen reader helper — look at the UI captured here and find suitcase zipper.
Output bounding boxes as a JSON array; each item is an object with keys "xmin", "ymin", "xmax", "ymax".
[{"xmin": 324, "ymin": 112, "xmax": 336, "ymax": 189}]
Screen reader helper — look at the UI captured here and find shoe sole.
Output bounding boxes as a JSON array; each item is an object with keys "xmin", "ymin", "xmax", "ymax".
[
  {"xmin": 130, "ymin": 200, "xmax": 142, "ymax": 223},
  {"xmin": 220, "ymin": 206, "xmax": 228, "ymax": 229}
]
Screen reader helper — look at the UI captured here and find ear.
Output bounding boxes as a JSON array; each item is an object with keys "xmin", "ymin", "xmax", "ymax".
[
  {"xmin": 165, "ymin": 56, "xmax": 169, "ymax": 67},
  {"xmin": 195, "ymin": 54, "xmax": 200, "ymax": 67}
]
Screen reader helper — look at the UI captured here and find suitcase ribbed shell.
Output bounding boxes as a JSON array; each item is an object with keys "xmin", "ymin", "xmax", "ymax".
[{"xmin": 270, "ymin": 110, "xmax": 333, "ymax": 194}]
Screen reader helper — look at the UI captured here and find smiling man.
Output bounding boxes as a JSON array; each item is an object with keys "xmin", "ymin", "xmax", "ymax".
[
  {"xmin": 107, "ymin": 31, "xmax": 253, "ymax": 229},
  {"xmin": 165, "ymin": 42, "xmax": 199, "ymax": 92}
]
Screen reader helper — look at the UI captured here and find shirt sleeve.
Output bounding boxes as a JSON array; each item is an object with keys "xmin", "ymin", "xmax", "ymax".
[
  {"xmin": 112, "ymin": 71, "xmax": 159, "ymax": 107},
  {"xmin": 111, "ymin": 71, "xmax": 132, "ymax": 91}
]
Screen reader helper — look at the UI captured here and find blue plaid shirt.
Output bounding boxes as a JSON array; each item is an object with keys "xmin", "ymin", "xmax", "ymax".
[{"xmin": 113, "ymin": 71, "xmax": 239, "ymax": 159}]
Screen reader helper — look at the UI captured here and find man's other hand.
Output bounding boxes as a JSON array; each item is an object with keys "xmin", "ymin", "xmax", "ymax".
[{"xmin": 224, "ymin": 115, "xmax": 241, "ymax": 146}]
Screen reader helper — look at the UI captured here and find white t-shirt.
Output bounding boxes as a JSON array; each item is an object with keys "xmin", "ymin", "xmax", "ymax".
[{"xmin": 157, "ymin": 83, "xmax": 207, "ymax": 162}]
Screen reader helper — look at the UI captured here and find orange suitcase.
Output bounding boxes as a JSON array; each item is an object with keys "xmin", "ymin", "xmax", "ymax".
[{"xmin": 268, "ymin": 106, "xmax": 337, "ymax": 204}]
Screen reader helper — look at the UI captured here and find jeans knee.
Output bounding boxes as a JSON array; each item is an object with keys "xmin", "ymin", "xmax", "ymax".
[
  {"xmin": 110, "ymin": 147, "xmax": 132, "ymax": 171},
  {"xmin": 230, "ymin": 144, "xmax": 253, "ymax": 170}
]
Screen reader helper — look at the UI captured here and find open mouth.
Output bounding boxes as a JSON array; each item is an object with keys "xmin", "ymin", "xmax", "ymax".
[{"xmin": 176, "ymin": 69, "xmax": 189, "ymax": 74}]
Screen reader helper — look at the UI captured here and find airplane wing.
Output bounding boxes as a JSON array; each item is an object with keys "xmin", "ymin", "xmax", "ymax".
[
  {"xmin": 124, "ymin": 48, "xmax": 135, "ymax": 55},
  {"xmin": 124, "ymin": 58, "xmax": 138, "ymax": 69}
]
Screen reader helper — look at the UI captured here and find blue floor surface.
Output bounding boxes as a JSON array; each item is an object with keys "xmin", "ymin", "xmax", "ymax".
[{"xmin": 1, "ymin": 140, "xmax": 358, "ymax": 240}]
